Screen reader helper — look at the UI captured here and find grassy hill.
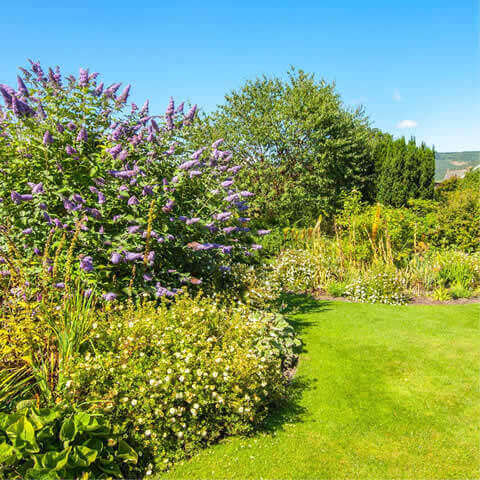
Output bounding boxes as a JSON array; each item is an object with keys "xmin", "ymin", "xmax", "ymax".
[{"xmin": 435, "ymin": 151, "xmax": 480, "ymax": 181}]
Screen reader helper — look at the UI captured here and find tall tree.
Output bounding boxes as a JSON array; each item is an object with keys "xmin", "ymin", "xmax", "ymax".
[{"xmin": 193, "ymin": 68, "xmax": 375, "ymax": 226}]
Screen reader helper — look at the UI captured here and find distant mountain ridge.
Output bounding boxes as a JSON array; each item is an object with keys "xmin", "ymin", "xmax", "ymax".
[{"xmin": 435, "ymin": 151, "xmax": 480, "ymax": 181}]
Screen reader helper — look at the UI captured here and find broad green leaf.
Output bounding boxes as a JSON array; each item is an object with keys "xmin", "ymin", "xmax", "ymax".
[
  {"xmin": 0, "ymin": 442, "xmax": 21, "ymax": 466},
  {"xmin": 39, "ymin": 447, "xmax": 71, "ymax": 470},
  {"xmin": 117, "ymin": 439, "xmax": 138, "ymax": 464},
  {"xmin": 6, "ymin": 417, "xmax": 39, "ymax": 453},
  {"xmin": 59, "ymin": 417, "xmax": 77, "ymax": 443}
]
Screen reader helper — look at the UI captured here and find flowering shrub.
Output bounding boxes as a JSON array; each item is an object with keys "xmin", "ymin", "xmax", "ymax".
[
  {"xmin": 344, "ymin": 272, "xmax": 409, "ymax": 305},
  {"xmin": 0, "ymin": 61, "xmax": 266, "ymax": 299},
  {"xmin": 65, "ymin": 294, "xmax": 297, "ymax": 474},
  {"xmin": 267, "ymin": 249, "xmax": 321, "ymax": 293}
]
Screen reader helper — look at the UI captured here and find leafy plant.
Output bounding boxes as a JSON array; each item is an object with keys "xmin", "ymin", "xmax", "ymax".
[
  {"xmin": 326, "ymin": 280, "xmax": 347, "ymax": 297},
  {"xmin": 431, "ymin": 286, "xmax": 451, "ymax": 302},
  {"xmin": 0, "ymin": 405, "xmax": 137, "ymax": 479},
  {"xmin": 449, "ymin": 283, "xmax": 473, "ymax": 300}
]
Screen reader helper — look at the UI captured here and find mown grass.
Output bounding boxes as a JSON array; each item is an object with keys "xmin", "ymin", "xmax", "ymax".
[{"xmin": 160, "ymin": 298, "xmax": 479, "ymax": 479}]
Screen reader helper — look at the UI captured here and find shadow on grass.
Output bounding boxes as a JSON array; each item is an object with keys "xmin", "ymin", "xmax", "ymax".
[
  {"xmin": 256, "ymin": 294, "xmax": 327, "ymax": 435},
  {"xmin": 259, "ymin": 374, "xmax": 313, "ymax": 434}
]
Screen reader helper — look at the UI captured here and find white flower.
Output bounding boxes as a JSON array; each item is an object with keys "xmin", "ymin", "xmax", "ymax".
[
  {"xmin": 193, "ymin": 403, "xmax": 200, "ymax": 410},
  {"xmin": 144, "ymin": 429, "xmax": 151, "ymax": 437},
  {"xmin": 131, "ymin": 399, "xmax": 137, "ymax": 406},
  {"xmin": 169, "ymin": 407, "xmax": 176, "ymax": 415},
  {"xmin": 212, "ymin": 371, "xmax": 218, "ymax": 378}
]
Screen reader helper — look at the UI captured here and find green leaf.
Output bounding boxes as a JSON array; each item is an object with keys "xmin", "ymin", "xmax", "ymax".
[
  {"xmin": 6, "ymin": 417, "xmax": 39, "ymax": 453},
  {"xmin": 39, "ymin": 447, "xmax": 71, "ymax": 470},
  {"xmin": 59, "ymin": 417, "xmax": 77, "ymax": 444},
  {"xmin": 82, "ymin": 436, "xmax": 103, "ymax": 453},
  {"xmin": 0, "ymin": 442, "xmax": 21, "ymax": 466},
  {"xmin": 117, "ymin": 439, "xmax": 138, "ymax": 464},
  {"xmin": 30, "ymin": 408, "xmax": 62, "ymax": 428}
]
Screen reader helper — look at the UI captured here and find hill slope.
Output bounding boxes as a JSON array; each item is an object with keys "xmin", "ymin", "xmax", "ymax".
[{"xmin": 435, "ymin": 151, "xmax": 480, "ymax": 181}]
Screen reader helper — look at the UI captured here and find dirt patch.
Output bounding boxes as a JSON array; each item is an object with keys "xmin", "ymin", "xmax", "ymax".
[{"xmin": 313, "ymin": 292, "xmax": 480, "ymax": 306}]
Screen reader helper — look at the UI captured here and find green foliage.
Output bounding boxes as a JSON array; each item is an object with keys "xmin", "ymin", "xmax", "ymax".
[
  {"xmin": 432, "ymin": 286, "xmax": 451, "ymax": 301},
  {"xmin": 326, "ymin": 280, "xmax": 347, "ymax": 297},
  {"xmin": 194, "ymin": 68, "xmax": 375, "ymax": 226},
  {"xmin": 376, "ymin": 135, "xmax": 435, "ymax": 207},
  {"xmin": 449, "ymin": 283, "xmax": 473, "ymax": 300},
  {"xmin": 65, "ymin": 294, "xmax": 297, "ymax": 473},
  {"xmin": 0, "ymin": 406, "xmax": 136, "ymax": 479}
]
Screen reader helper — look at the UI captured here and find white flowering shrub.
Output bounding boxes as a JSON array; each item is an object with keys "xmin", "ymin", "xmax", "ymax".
[
  {"xmin": 267, "ymin": 249, "xmax": 320, "ymax": 293},
  {"xmin": 344, "ymin": 271, "xmax": 410, "ymax": 305},
  {"xmin": 66, "ymin": 294, "xmax": 298, "ymax": 475}
]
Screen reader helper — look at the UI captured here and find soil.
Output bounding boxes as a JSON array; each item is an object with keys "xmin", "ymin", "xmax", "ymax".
[{"xmin": 313, "ymin": 292, "xmax": 480, "ymax": 306}]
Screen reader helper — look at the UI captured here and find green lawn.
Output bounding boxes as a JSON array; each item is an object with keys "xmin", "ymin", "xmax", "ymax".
[{"xmin": 160, "ymin": 298, "xmax": 480, "ymax": 479}]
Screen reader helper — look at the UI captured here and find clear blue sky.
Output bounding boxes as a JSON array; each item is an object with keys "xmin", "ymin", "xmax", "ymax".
[{"xmin": 1, "ymin": 1, "xmax": 478, "ymax": 152}]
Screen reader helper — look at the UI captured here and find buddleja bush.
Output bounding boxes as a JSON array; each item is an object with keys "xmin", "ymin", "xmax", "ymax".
[{"xmin": 0, "ymin": 61, "xmax": 267, "ymax": 299}]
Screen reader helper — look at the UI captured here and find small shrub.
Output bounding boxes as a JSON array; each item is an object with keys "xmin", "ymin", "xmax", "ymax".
[
  {"xmin": 344, "ymin": 271, "xmax": 409, "ymax": 305},
  {"xmin": 66, "ymin": 294, "xmax": 298, "ymax": 474},
  {"xmin": 431, "ymin": 286, "xmax": 451, "ymax": 302},
  {"xmin": 326, "ymin": 280, "xmax": 347, "ymax": 297},
  {"xmin": 0, "ymin": 405, "xmax": 137, "ymax": 479},
  {"xmin": 449, "ymin": 283, "xmax": 473, "ymax": 300}
]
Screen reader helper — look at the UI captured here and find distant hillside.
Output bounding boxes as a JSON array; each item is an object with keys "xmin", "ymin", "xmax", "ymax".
[{"xmin": 435, "ymin": 151, "xmax": 480, "ymax": 181}]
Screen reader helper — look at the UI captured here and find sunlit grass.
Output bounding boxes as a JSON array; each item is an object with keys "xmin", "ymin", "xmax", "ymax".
[{"xmin": 160, "ymin": 299, "xmax": 479, "ymax": 479}]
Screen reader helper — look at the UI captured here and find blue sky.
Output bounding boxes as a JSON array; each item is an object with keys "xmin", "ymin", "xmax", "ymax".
[{"xmin": 1, "ymin": 1, "xmax": 478, "ymax": 151}]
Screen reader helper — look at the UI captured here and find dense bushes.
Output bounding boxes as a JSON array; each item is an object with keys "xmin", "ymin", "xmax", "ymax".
[
  {"xmin": 0, "ymin": 61, "xmax": 264, "ymax": 299},
  {"xmin": 62, "ymin": 295, "xmax": 297, "ymax": 472}
]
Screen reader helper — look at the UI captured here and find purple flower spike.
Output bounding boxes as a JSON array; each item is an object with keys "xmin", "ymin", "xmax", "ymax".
[
  {"xmin": 55, "ymin": 282, "xmax": 65, "ymax": 289},
  {"xmin": 116, "ymin": 84, "xmax": 131, "ymax": 104},
  {"xmin": 139, "ymin": 99, "xmax": 149, "ymax": 116},
  {"xmin": 94, "ymin": 82, "xmax": 104, "ymax": 96},
  {"xmin": 221, "ymin": 179, "xmax": 234, "ymax": 188},
  {"xmin": 67, "ymin": 121, "xmax": 76, "ymax": 131},
  {"xmin": 65, "ymin": 145, "xmax": 77, "ymax": 155},
  {"xmin": 127, "ymin": 225, "xmax": 141, "ymax": 234},
  {"xmin": 183, "ymin": 104, "xmax": 197, "ymax": 125},
  {"xmin": 107, "ymin": 144, "xmax": 122, "ymax": 159},
  {"xmin": 142, "ymin": 185, "xmax": 154, "ymax": 196},
  {"xmin": 43, "ymin": 130, "xmax": 53, "ymax": 145},
  {"xmin": 103, "ymin": 292, "xmax": 117, "ymax": 301},
  {"xmin": 22, "ymin": 227, "xmax": 33, "ymax": 235},
  {"xmin": 36, "ymin": 104, "xmax": 46, "ymax": 120},
  {"xmin": 124, "ymin": 251, "xmax": 143, "ymax": 262},
  {"xmin": 11, "ymin": 191, "xmax": 33, "ymax": 204},
  {"xmin": 127, "ymin": 195, "xmax": 139, "ymax": 206},
  {"xmin": 17, "ymin": 76, "xmax": 29, "ymax": 97},
  {"xmin": 257, "ymin": 229, "xmax": 271, "ymax": 235},
  {"xmin": 0, "ymin": 86, "xmax": 12, "ymax": 108},
  {"xmin": 77, "ymin": 126, "xmax": 87, "ymax": 142},
  {"xmin": 186, "ymin": 217, "xmax": 200, "ymax": 225},
  {"xmin": 111, "ymin": 252, "xmax": 123, "ymax": 264},
  {"xmin": 28, "ymin": 182, "xmax": 44, "ymax": 194},
  {"xmin": 78, "ymin": 68, "xmax": 89, "ymax": 86},
  {"xmin": 212, "ymin": 138, "xmax": 224, "ymax": 149},
  {"xmin": 56, "ymin": 123, "xmax": 65, "ymax": 133},
  {"xmin": 80, "ymin": 256, "xmax": 94, "ymax": 272}
]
